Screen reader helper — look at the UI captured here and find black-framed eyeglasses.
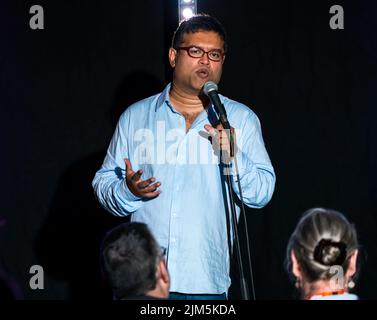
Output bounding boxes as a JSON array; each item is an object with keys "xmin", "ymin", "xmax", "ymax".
[{"xmin": 178, "ymin": 46, "xmax": 225, "ymax": 62}]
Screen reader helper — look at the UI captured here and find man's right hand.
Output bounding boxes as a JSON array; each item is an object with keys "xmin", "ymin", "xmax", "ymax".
[{"xmin": 124, "ymin": 159, "xmax": 161, "ymax": 198}]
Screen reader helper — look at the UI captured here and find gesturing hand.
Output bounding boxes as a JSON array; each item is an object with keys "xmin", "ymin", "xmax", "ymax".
[
  {"xmin": 124, "ymin": 159, "xmax": 161, "ymax": 198},
  {"xmin": 204, "ymin": 124, "xmax": 237, "ymax": 164}
]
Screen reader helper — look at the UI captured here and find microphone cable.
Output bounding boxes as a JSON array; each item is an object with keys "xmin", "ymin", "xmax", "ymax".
[{"xmin": 232, "ymin": 153, "xmax": 256, "ymax": 300}]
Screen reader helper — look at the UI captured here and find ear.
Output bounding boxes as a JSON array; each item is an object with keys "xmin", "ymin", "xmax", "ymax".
[
  {"xmin": 346, "ymin": 250, "xmax": 358, "ymax": 278},
  {"xmin": 169, "ymin": 48, "xmax": 177, "ymax": 68},
  {"xmin": 155, "ymin": 259, "xmax": 170, "ymax": 298},
  {"xmin": 291, "ymin": 250, "xmax": 302, "ymax": 278},
  {"xmin": 159, "ymin": 260, "xmax": 170, "ymax": 285}
]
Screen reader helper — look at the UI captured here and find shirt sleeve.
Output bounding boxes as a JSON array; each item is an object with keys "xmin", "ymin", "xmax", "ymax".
[
  {"xmin": 229, "ymin": 113, "xmax": 276, "ymax": 208},
  {"xmin": 92, "ymin": 111, "xmax": 143, "ymax": 216}
]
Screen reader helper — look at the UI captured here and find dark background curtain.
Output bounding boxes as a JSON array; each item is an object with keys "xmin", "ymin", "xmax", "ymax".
[{"xmin": 1, "ymin": 0, "xmax": 376, "ymax": 299}]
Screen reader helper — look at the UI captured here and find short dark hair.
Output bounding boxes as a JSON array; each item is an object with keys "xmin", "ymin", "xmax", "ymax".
[
  {"xmin": 101, "ymin": 222, "xmax": 160, "ymax": 299},
  {"xmin": 171, "ymin": 14, "xmax": 227, "ymax": 53}
]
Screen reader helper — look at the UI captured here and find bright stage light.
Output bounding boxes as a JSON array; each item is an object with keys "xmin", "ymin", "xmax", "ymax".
[
  {"xmin": 178, "ymin": 0, "xmax": 197, "ymax": 23},
  {"xmin": 182, "ymin": 7, "xmax": 194, "ymax": 19}
]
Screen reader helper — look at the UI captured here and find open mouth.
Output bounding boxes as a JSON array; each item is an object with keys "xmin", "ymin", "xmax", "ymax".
[{"xmin": 196, "ymin": 68, "xmax": 209, "ymax": 79}]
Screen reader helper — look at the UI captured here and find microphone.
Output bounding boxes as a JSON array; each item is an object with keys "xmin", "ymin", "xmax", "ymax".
[
  {"xmin": 203, "ymin": 81, "xmax": 231, "ymax": 129},
  {"xmin": 203, "ymin": 81, "xmax": 234, "ymax": 157}
]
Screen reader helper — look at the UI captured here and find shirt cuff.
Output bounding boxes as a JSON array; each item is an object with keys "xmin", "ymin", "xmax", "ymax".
[{"xmin": 117, "ymin": 180, "xmax": 142, "ymax": 202}]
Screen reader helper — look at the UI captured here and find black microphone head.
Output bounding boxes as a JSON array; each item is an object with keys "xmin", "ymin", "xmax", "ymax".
[{"xmin": 203, "ymin": 81, "xmax": 218, "ymax": 96}]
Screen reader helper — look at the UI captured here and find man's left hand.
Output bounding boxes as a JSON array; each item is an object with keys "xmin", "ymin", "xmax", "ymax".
[{"xmin": 204, "ymin": 123, "xmax": 237, "ymax": 164}]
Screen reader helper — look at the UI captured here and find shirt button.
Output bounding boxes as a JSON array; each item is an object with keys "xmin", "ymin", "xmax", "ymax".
[{"xmin": 171, "ymin": 238, "xmax": 176, "ymax": 243}]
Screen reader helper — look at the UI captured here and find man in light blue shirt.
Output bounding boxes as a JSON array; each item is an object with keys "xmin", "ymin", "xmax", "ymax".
[{"xmin": 93, "ymin": 14, "xmax": 275, "ymax": 299}]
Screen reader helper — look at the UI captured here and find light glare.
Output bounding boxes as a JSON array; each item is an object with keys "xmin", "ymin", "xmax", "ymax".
[
  {"xmin": 182, "ymin": 7, "xmax": 194, "ymax": 19},
  {"xmin": 178, "ymin": 0, "xmax": 197, "ymax": 23}
]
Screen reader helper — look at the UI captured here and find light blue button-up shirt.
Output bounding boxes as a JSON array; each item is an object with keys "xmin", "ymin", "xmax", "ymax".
[{"xmin": 93, "ymin": 84, "xmax": 275, "ymax": 294}]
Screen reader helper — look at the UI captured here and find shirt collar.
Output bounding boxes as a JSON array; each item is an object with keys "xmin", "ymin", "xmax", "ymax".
[
  {"xmin": 155, "ymin": 83, "xmax": 172, "ymax": 112},
  {"xmin": 155, "ymin": 82, "xmax": 220, "ymax": 118}
]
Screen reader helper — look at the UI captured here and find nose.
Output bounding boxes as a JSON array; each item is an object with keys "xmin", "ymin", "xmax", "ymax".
[{"xmin": 199, "ymin": 52, "xmax": 210, "ymax": 65}]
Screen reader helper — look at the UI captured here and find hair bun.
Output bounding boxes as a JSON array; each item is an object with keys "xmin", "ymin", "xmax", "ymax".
[{"xmin": 313, "ymin": 239, "xmax": 347, "ymax": 266}]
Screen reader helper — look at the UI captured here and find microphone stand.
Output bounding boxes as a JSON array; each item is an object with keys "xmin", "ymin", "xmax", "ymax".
[{"xmin": 216, "ymin": 108, "xmax": 253, "ymax": 301}]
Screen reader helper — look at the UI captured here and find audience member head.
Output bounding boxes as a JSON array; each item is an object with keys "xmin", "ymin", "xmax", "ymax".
[
  {"xmin": 101, "ymin": 222, "xmax": 169, "ymax": 299},
  {"xmin": 286, "ymin": 208, "xmax": 359, "ymax": 299}
]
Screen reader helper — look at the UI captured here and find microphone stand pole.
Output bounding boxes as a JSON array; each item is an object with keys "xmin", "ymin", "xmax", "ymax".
[{"xmin": 217, "ymin": 109, "xmax": 250, "ymax": 301}]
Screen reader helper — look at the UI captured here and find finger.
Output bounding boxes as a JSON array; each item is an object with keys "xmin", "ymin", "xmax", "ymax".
[
  {"xmin": 219, "ymin": 130, "xmax": 227, "ymax": 140},
  {"xmin": 220, "ymin": 136, "xmax": 230, "ymax": 148},
  {"xmin": 138, "ymin": 177, "xmax": 156, "ymax": 189},
  {"xmin": 220, "ymin": 139, "xmax": 230, "ymax": 148},
  {"xmin": 215, "ymin": 123, "xmax": 224, "ymax": 131},
  {"xmin": 124, "ymin": 159, "xmax": 133, "ymax": 174},
  {"xmin": 141, "ymin": 182, "xmax": 161, "ymax": 193},
  {"xmin": 215, "ymin": 131, "xmax": 223, "ymax": 145},
  {"xmin": 143, "ymin": 190, "xmax": 162, "ymax": 198},
  {"xmin": 219, "ymin": 130, "xmax": 233, "ymax": 148},
  {"xmin": 131, "ymin": 169, "xmax": 143, "ymax": 181},
  {"xmin": 204, "ymin": 124, "xmax": 216, "ymax": 136}
]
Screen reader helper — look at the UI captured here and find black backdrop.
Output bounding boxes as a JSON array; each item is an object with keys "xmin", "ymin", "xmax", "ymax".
[{"xmin": 1, "ymin": 0, "xmax": 376, "ymax": 300}]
